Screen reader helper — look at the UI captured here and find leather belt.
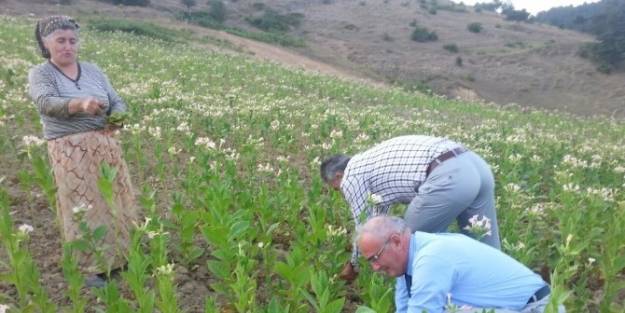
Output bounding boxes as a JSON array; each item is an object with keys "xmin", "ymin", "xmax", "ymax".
[
  {"xmin": 426, "ymin": 147, "xmax": 468, "ymax": 177},
  {"xmin": 527, "ymin": 285, "xmax": 550, "ymax": 304}
]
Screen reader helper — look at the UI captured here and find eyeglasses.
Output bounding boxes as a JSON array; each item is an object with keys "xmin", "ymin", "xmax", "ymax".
[{"xmin": 366, "ymin": 236, "xmax": 392, "ymax": 264}]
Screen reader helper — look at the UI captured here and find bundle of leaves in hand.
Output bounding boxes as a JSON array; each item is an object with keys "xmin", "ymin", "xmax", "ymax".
[{"xmin": 106, "ymin": 111, "xmax": 129, "ymax": 127}]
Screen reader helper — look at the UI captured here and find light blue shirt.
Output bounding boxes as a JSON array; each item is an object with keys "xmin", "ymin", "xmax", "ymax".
[{"xmin": 395, "ymin": 232, "xmax": 546, "ymax": 313}]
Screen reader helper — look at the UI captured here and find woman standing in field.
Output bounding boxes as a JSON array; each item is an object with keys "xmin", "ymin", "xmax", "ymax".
[{"xmin": 28, "ymin": 15, "xmax": 138, "ymax": 287}]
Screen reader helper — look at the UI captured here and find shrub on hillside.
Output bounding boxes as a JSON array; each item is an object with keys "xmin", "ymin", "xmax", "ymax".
[
  {"xmin": 208, "ymin": 0, "xmax": 227, "ymax": 24},
  {"xmin": 181, "ymin": 0, "xmax": 196, "ymax": 10},
  {"xmin": 455, "ymin": 56, "xmax": 463, "ymax": 66},
  {"xmin": 179, "ymin": 11, "xmax": 221, "ymax": 28},
  {"xmin": 411, "ymin": 26, "xmax": 438, "ymax": 42},
  {"xmin": 443, "ymin": 43, "xmax": 458, "ymax": 53},
  {"xmin": 247, "ymin": 10, "xmax": 303, "ymax": 32},
  {"xmin": 502, "ymin": 8, "xmax": 530, "ymax": 22},
  {"xmin": 87, "ymin": 18, "xmax": 181, "ymax": 42},
  {"xmin": 474, "ymin": 0, "xmax": 501, "ymax": 12},
  {"xmin": 467, "ymin": 22, "xmax": 482, "ymax": 33},
  {"xmin": 96, "ymin": 0, "xmax": 150, "ymax": 6}
]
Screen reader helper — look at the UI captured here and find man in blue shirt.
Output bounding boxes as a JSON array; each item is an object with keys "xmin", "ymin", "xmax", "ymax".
[{"xmin": 356, "ymin": 216, "xmax": 565, "ymax": 313}]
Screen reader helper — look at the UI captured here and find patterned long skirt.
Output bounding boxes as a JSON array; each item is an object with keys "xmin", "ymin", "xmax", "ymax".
[{"xmin": 47, "ymin": 130, "xmax": 138, "ymax": 274}]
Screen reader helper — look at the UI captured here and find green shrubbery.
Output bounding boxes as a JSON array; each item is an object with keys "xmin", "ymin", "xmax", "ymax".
[
  {"xmin": 411, "ymin": 26, "xmax": 438, "ymax": 42},
  {"xmin": 87, "ymin": 18, "xmax": 184, "ymax": 42},
  {"xmin": 179, "ymin": 0, "xmax": 226, "ymax": 27},
  {"xmin": 95, "ymin": 0, "xmax": 150, "ymax": 6},
  {"xmin": 443, "ymin": 43, "xmax": 459, "ymax": 53},
  {"xmin": 208, "ymin": 0, "xmax": 227, "ymax": 23},
  {"xmin": 226, "ymin": 28, "xmax": 305, "ymax": 47},
  {"xmin": 467, "ymin": 22, "xmax": 483, "ymax": 33},
  {"xmin": 246, "ymin": 10, "xmax": 303, "ymax": 32}
]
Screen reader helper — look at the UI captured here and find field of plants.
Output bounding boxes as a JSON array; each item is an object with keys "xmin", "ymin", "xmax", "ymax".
[{"xmin": 0, "ymin": 15, "xmax": 624, "ymax": 313}]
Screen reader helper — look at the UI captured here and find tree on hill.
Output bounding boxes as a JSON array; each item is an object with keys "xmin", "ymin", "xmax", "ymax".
[
  {"xmin": 208, "ymin": 0, "xmax": 227, "ymax": 24},
  {"xmin": 474, "ymin": 0, "xmax": 501, "ymax": 12},
  {"xmin": 502, "ymin": 7, "xmax": 530, "ymax": 22},
  {"xmin": 538, "ymin": 0, "xmax": 624, "ymax": 70},
  {"xmin": 96, "ymin": 0, "xmax": 150, "ymax": 6},
  {"xmin": 181, "ymin": 0, "xmax": 196, "ymax": 11},
  {"xmin": 591, "ymin": 0, "xmax": 625, "ymax": 68}
]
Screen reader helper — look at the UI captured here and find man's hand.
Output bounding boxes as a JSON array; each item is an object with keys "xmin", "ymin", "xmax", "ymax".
[{"xmin": 338, "ymin": 261, "xmax": 359, "ymax": 282}]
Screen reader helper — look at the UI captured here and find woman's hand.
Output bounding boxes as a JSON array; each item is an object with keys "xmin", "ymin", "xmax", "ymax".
[{"xmin": 69, "ymin": 97, "xmax": 106, "ymax": 115}]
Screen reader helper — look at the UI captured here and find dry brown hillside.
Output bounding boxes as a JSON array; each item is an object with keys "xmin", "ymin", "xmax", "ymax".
[{"xmin": 3, "ymin": 0, "xmax": 624, "ymax": 118}]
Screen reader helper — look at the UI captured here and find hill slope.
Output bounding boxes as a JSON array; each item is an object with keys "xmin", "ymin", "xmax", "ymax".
[
  {"xmin": 1, "ymin": 14, "xmax": 625, "ymax": 313},
  {"xmin": 3, "ymin": 0, "xmax": 625, "ymax": 117}
]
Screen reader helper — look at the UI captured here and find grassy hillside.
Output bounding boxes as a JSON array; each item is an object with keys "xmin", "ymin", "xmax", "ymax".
[{"xmin": 1, "ymin": 15, "xmax": 624, "ymax": 313}]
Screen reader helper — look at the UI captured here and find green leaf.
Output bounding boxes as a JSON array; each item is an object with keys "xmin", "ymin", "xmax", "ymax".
[
  {"xmin": 326, "ymin": 298, "xmax": 345, "ymax": 313},
  {"xmin": 93, "ymin": 225, "xmax": 108, "ymax": 241},
  {"xmin": 355, "ymin": 306, "xmax": 377, "ymax": 313}
]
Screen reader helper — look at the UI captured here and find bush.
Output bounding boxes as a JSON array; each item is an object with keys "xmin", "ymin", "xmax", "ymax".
[
  {"xmin": 96, "ymin": 0, "xmax": 150, "ymax": 6},
  {"xmin": 181, "ymin": 0, "xmax": 196, "ymax": 10},
  {"xmin": 208, "ymin": 0, "xmax": 226, "ymax": 24},
  {"xmin": 474, "ymin": 0, "xmax": 501, "ymax": 12},
  {"xmin": 467, "ymin": 22, "xmax": 482, "ymax": 33},
  {"xmin": 225, "ymin": 28, "xmax": 305, "ymax": 47},
  {"xmin": 87, "ymin": 18, "xmax": 181, "ymax": 42},
  {"xmin": 411, "ymin": 26, "xmax": 438, "ymax": 42},
  {"xmin": 179, "ymin": 11, "xmax": 223, "ymax": 28},
  {"xmin": 443, "ymin": 43, "xmax": 458, "ymax": 53},
  {"xmin": 247, "ymin": 10, "xmax": 303, "ymax": 32},
  {"xmin": 502, "ymin": 8, "xmax": 530, "ymax": 22}
]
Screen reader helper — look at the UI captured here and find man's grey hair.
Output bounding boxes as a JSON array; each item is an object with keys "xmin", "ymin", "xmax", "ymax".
[
  {"xmin": 320, "ymin": 154, "xmax": 351, "ymax": 182},
  {"xmin": 354, "ymin": 215, "xmax": 410, "ymax": 245}
]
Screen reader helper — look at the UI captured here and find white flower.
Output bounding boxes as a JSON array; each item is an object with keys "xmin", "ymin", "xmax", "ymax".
[
  {"xmin": 257, "ymin": 163, "xmax": 275, "ymax": 173},
  {"xmin": 195, "ymin": 137, "xmax": 216, "ymax": 149},
  {"xmin": 147, "ymin": 126, "xmax": 161, "ymax": 139},
  {"xmin": 257, "ymin": 242, "xmax": 265, "ymax": 248},
  {"xmin": 18, "ymin": 224, "xmax": 34, "ymax": 234},
  {"xmin": 176, "ymin": 122, "xmax": 190, "ymax": 132},
  {"xmin": 464, "ymin": 215, "xmax": 492, "ymax": 239},
  {"xmin": 147, "ymin": 230, "xmax": 169, "ymax": 239},
  {"xmin": 326, "ymin": 225, "xmax": 347, "ymax": 237},
  {"xmin": 270, "ymin": 120, "xmax": 280, "ymax": 130},
  {"xmin": 587, "ymin": 257, "xmax": 596, "ymax": 266},
  {"xmin": 504, "ymin": 183, "xmax": 521, "ymax": 193},
  {"xmin": 155, "ymin": 263, "xmax": 175, "ymax": 275},
  {"xmin": 0, "ymin": 304, "xmax": 10, "ymax": 313},
  {"xmin": 526, "ymin": 203, "xmax": 546, "ymax": 216},
  {"xmin": 370, "ymin": 193, "xmax": 383, "ymax": 205},
  {"xmin": 71, "ymin": 203, "xmax": 92, "ymax": 215},
  {"xmin": 329, "ymin": 129, "xmax": 343, "ymax": 139},
  {"xmin": 22, "ymin": 135, "xmax": 45, "ymax": 147},
  {"xmin": 167, "ymin": 146, "xmax": 181, "ymax": 155}
]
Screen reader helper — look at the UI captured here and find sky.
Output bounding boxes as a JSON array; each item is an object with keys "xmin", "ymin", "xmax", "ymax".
[{"xmin": 455, "ymin": 0, "xmax": 601, "ymax": 15}]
